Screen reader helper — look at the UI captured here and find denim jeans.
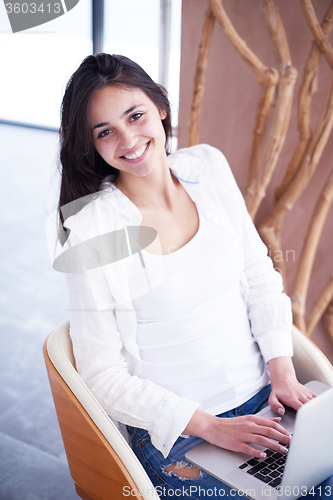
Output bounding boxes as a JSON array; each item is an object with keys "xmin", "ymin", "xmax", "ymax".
[{"xmin": 128, "ymin": 385, "xmax": 333, "ymax": 499}]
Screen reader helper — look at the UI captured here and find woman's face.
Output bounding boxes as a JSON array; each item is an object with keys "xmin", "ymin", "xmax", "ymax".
[{"xmin": 90, "ymin": 85, "xmax": 167, "ymax": 180}]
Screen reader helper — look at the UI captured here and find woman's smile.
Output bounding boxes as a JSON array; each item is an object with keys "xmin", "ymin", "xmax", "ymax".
[
  {"xmin": 90, "ymin": 86, "xmax": 167, "ymax": 180},
  {"xmin": 121, "ymin": 141, "xmax": 150, "ymax": 162}
]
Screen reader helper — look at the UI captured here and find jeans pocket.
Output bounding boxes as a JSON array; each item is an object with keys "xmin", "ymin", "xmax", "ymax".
[
  {"xmin": 130, "ymin": 428, "xmax": 166, "ymax": 486},
  {"xmin": 132, "ymin": 427, "xmax": 151, "ymax": 448}
]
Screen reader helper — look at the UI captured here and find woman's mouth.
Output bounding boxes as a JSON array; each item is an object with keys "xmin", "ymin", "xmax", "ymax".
[{"xmin": 122, "ymin": 142, "xmax": 149, "ymax": 160}]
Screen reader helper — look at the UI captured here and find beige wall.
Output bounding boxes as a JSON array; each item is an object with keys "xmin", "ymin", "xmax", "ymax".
[{"xmin": 178, "ymin": 0, "xmax": 333, "ymax": 362}]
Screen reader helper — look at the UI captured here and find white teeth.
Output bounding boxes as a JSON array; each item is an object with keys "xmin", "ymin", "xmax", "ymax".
[{"xmin": 123, "ymin": 143, "xmax": 147, "ymax": 160}]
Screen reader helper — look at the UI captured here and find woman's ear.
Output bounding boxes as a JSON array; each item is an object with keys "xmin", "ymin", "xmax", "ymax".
[{"xmin": 159, "ymin": 108, "xmax": 167, "ymax": 120}]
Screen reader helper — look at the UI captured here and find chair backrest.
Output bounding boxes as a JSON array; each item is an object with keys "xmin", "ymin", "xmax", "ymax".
[{"xmin": 43, "ymin": 319, "xmax": 159, "ymax": 500}]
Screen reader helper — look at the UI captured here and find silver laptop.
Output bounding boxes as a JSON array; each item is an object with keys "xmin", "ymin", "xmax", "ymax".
[{"xmin": 185, "ymin": 381, "xmax": 333, "ymax": 500}]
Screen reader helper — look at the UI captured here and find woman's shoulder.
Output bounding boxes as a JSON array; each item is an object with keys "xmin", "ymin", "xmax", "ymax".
[
  {"xmin": 169, "ymin": 143, "xmax": 236, "ymax": 185},
  {"xmin": 63, "ymin": 187, "xmax": 121, "ymax": 240},
  {"xmin": 170, "ymin": 143, "xmax": 225, "ymax": 162}
]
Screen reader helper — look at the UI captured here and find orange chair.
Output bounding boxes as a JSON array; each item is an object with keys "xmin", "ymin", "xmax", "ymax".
[{"xmin": 44, "ymin": 320, "xmax": 333, "ymax": 500}]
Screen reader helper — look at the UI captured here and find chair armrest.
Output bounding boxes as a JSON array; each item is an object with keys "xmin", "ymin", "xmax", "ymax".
[{"xmin": 291, "ymin": 325, "xmax": 333, "ymax": 386}]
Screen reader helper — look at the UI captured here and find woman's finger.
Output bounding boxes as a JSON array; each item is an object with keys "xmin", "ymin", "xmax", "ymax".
[
  {"xmin": 241, "ymin": 436, "xmax": 289, "ymax": 459},
  {"xmin": 256, "ymin": 424, "xmax": 290, "ymax": 444},
  {"xmin": 268, "ymin": 392, "xmax": 285, "ymax": 415},
  {"xmin": 256, "ymin": 416, "xmax": 291, "ymax": 437}
]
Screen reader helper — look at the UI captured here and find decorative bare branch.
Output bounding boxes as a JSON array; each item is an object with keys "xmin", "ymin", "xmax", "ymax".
[
  {"xmin": 244, "ymin": 0, "xmax": 297, "ymax": 218},
  {"xmin": 259, "ymin": 81, "xmax": 333, "ymax": 284},
  {"xmin": 208, "ymin": 0, "xmax": 279, "ymax": 192},
  {"xmin": 188, "ymin": 6, "xmax": 215, "ymax": 146},
  {"xmin": 276, "ymin": 2, "xmax": 333, "ymax": 200},
  {"xmin": 245, "ymin": 64, "xmax": 297, "ymax": 219},
  {"xmin": 300, "ymin": 0, "xmax": 333, "ymax": 70},
  {"xmin": 292, "ymin": 166, "xmax": 333, "ymax": 333},
  {"xmin": 306, "ymin": 274, "xmax": 333, "ymax": 337},
  {"xmin": 258, "ymin": 0, "xmax": 333, "ymax": 285},
  {"xmin": 208, "ymin": 0, "xmax": 272, "ymax": 77}
]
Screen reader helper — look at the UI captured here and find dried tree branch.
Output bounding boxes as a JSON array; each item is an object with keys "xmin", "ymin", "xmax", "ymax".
[
  {"xmin": 258, "ymin": 81, "xmax": 333, "ymax": 285},
  {"xmin": 276, "ymin": 2, "xmax": 333, "ymax": 200},
  {"xmin": 245, "ymin": 65, "xmax": 297, "ymax": 219},
  {"xmin": 292, "ymin": 166, "xmax": 333, "ymax": 332},
  {"xmin": 244, "ymin": 0, "xmax": 297, "ymax": 218},
  {"xmin": 300, "ymin": 0, "xmax": 333, "ymax": 70},
  {"xmin": 208, "ymin": 0, "xmax": 279, "ymax": 189},
  {"xmin": 188, "ymin": 6, "xmax": 216, "ymax": 146},
  {"xmin": 247, "ymin": 74, "xmax": 278, "ymax": 187},
  {"xmin": 306, "ymin": 274, "xmax": 333, "ymax": 337},
  {"xmin": 257, "ymin": 3, "xmax": 333, "ymax": 284},
  {"xmin": 248, "ymin": 0, "xmax": 292, "ymax": 188},
  {"xmin": 209, "ymin": 0, "xmax": 271, "ymax": 77},
  {"xmin": 259, "ymin": 0, "xmax": 291, "ymax": 69}
]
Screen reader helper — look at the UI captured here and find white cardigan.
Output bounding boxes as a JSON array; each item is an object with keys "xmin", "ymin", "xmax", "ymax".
[{"xmin": 58, "ymin": 144, "xmax": 293, "ymax": 458}]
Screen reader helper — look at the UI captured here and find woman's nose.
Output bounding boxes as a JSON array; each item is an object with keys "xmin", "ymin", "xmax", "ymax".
[{"xmin": 118, "ymin": 128, "xmax": 137, "ymax": 150}]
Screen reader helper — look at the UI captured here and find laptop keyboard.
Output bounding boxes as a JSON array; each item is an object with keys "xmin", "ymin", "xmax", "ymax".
[{"xmin": 238, "ymin": 447, "xmax": 289, "ymax": 489}]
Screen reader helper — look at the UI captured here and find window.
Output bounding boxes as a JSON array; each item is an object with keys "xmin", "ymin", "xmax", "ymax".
[
  {"xmin": 0, "ymin": 0, "xmax": 182, "ymax": 135},
  {"xmin": 0, "ymin": 1, "xmax": 92, "ymax": 128}
]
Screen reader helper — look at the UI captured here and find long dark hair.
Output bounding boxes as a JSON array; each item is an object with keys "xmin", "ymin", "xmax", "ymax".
[{"xmin": 58, "ymin": 53, "xmax": 172, "ymax": 223}]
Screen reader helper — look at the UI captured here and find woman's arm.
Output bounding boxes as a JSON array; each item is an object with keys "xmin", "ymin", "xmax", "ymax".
[
  {"xmin": 238, "ymin": 189, "xmax": 316, "ymax": 415},
  {"xmin": 67, "ymin": 271, "xmax": 200, "ymax": 459},
  {"xmin": 183, "ymin": 409, "xmax": 291, "ymax": 459},
  {"xmin": 205, "ymin": 147, "xmax": 316, "ymax": 433}
]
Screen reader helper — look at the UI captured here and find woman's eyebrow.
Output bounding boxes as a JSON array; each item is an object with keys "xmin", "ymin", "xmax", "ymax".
[
  {"xmin": 93, "ymin": 121, "xmax": 109, "ymax": 130},
  {"xmin": 92, "ymin": 104, "xmax": 143, "ymax": 130},
  {"xmin": 120, "ymin": 104, "xmax": 142, "ymax": 119}
]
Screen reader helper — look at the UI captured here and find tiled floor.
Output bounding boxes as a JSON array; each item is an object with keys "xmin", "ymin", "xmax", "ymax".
[{"xmin": 0, "ymin": 124, "xmax": 78, "ymax": 499}]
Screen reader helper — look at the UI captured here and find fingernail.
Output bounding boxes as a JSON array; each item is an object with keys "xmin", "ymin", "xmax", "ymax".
[
  {"xmin": 280, "ymin": 446, "xmax": 288, "ymax": 453},
  {"xmin": 278, "ymin": 408, "xmax": 285, "ymax": 415},
  {"xmin": 260, "ymin": 452, "xmax": 267, "ymax": 458}
]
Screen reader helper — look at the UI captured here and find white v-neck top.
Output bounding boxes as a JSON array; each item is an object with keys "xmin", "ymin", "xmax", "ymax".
[{"xmin": 130, "ymin": 208, "xmax": 270, "ymax": 415}]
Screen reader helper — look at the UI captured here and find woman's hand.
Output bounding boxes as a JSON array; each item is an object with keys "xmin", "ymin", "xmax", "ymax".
[
  {"xmin": 183, "ymin": 357, "xmax": 316, "ymax": 459},
  {"xmin": 183, "ymin": 410, "xmax": 291, "ymax": 459},
  {"xmin": 268, "ymin": 356, "xmax": 317, "ymax": 415}
]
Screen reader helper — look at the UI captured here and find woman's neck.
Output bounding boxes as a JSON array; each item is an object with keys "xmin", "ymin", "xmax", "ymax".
[{"xmin": 114, "ymin": 160, "xmax": 181, "ymax": 211}]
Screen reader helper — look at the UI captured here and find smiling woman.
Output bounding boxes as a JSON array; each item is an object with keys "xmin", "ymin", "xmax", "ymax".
[{"xmin": 52, "ymin": 53, "xmax": 328, "ymax": 500}]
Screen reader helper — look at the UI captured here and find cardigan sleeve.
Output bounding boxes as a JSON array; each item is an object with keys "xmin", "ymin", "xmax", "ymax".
[
  {"xmin": 208, "ymin": 145, "xmax": 293, "ymax": 362},
  {"xmin": 239, "ymin": 208, "xmax": 294, "ymax": 362},
  {"xmin": 66, "ymin": 266, "xmax": 200, "ymax": 459}
]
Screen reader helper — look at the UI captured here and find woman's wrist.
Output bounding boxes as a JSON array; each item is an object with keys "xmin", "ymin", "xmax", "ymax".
[
  {"xmin": 183, "ymin": 409, "xmax": 217, "ymax": 441},
  {"xmin": 268, "ymin": 356, "xmax": 297, "ymax": 383}
]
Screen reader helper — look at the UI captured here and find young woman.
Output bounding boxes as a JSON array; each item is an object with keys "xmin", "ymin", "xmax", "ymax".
[{"xmin": 56, "ymin": 53, "xmax": 324, "ymax": 499}]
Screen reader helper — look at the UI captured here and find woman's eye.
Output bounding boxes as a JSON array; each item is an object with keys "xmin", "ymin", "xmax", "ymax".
[
  {"xmin": 98, "ymin": 129, "xmax": 112, "ymax": 139},
  {"xmin": 131, "ymin": 112, "xmax": 143, "ymax": 122}
]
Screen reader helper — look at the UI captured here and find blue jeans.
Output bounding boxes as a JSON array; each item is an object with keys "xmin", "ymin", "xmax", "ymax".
[{"xmin": 128, "ymin": 385, "xmax": 333, "ymax": 499}]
